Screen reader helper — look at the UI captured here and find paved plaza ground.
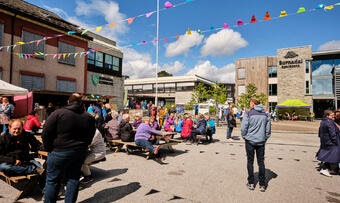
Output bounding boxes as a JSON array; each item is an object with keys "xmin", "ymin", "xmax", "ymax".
[{"xmin": 0, "ymin": 120, "xmax": 339, "ymax": 203}]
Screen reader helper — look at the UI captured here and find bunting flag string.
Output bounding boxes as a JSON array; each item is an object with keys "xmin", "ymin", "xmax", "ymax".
[
  {"xmin": 0, "ymin": 0, "xmax": 197, "ymax": 51},
  {"xmin": 7, "ymin": 3, "xmax": 340, "ymax": 57}
]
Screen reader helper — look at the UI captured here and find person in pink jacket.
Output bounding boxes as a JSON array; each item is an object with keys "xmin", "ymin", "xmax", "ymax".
[
  {"xmin": 23, "ymin": 110, "xmax": 41, "ymax": 134},
  {"xmin": 181, "ymin": 113, "xmax": 193, "ymax": 140}
]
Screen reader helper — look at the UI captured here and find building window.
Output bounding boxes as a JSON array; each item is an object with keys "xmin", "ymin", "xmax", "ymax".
[
  {"xmin": 164, "ymin": 83, "xmax": 175, "ymax": 93},
  {"xmin": 88, "ymin": 49, "xmax": 121, "ymax": 73},
  {"xmin": 238, "ymin": 85, "xmax": 245, "ymax": 96},
  {"xmin": 312, "ymin": 60, "xmax": 333, "ymax": 95},
  {"xmin": 0, "ymin": 24, "xmax": 3, "ymax": 48},
  {"xmin": 227, "ymin": 92, "xmax": 231, "ymax": 97},
  {"xmin": 58, "ymin": 41, "xmax": 76, "ymax": 66},
  {"xmin": 238, "ymin": 68, "xmax": 245, "ymax": 79},
  {"xmin": 22, "ymin": 30, "xmax": 45, "ymax": 59},
  {"xmin": 176, "ymin": 82, "xmax": 195, "ymax": 91},
  {"xmin": 306, "ymin": 81, "xmax": 310, "ymax": 94},
  {"xmin": 20, "ymin": 74, "xmax": 44, "ymax": 91},
  {"xmin": 57, "ymin": 80, "xmax": 76, "ymax": 92},
  {"xmin": 157, "ymin": 84, "xmax": 165, "ymax": 93},
  {"xmin": 0, "ymin": 71, "xmax": 2, "ymax": 80},
  {"xmin": 305, "ymin": 60, "xmax": 309, "ymax": 73},
  {"xmin": 269, "ymin": 102, "xmax": 277, "ymax": 112},
  {"xmin": 133, "ymin": 85, "xmax": 142, "ymax": 92},
  {"xmin": 269, "ymin": 84, "xmax": 277, "ymax": 96},
  {"xmin": 268, "ymin": 66, "xmax": 277, "ymax": 78},
  {"xmin": 227, "ymin": 85, "xmax": 231, "ymax": 91}
]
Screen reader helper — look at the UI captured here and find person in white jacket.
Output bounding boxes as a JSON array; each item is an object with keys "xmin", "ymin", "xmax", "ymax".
[{"xmin": 81, "ymin": 114, "xmax": 106, "ymax": 182}]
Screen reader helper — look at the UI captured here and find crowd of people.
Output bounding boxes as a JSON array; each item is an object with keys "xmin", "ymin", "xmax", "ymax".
[{"xmin": 0, "ymin": 92, "xmax": 339, "ymax": 201}]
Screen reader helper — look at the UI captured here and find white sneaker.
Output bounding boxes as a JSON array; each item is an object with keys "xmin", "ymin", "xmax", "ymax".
[{"xmin": 320, "ymin": 169, "xmax": 332, "ymax": 177}]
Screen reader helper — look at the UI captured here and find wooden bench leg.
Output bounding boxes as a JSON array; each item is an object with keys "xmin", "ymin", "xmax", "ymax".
[
  {"xmin": 15, "ymin": 176, "xmax": 38, "ymax": 201},
  {"xmin": 146, "ymin": 152, "xmax": 152, "ymax": 160},
  {"xmin": 114, "ymin": 144, "xmax": 124, "ymax": 153},
  {"xmin": 168, "ymin": 145, "xmax": 174, "ymax": 153}
]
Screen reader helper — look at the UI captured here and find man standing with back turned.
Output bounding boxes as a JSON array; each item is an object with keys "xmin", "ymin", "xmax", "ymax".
[
  {"xmin": 241, "ymin": 98, "xmax": 271, "ymax": 192},
  {"xmin": 42, "ymin": 93, "xmax": 96, "ymax": 203}
]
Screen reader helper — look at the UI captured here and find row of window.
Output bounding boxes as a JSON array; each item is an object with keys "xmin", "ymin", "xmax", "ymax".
[
  {"xmin": 238, "ymin": 61, "xmax": 312, "ymax": 80},
  {"xmin": 0, "ymin": 24, "xmax": 122, "ymax": 73},
  {"xmin": 20, "ymin": 74, "xmax": 75, "ymax": 93},
  {"xmin": 126, "ymin": 83, "xmax": 196, "ymax": 93},
  {"xmin": 238, "ymin": 82, "xmax": 310, "ymax": 96}
]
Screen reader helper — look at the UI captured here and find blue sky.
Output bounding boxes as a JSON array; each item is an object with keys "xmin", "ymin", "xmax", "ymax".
[{"xmin": 26, "ymin": 0, "xmax": 340, "ymax": 82}]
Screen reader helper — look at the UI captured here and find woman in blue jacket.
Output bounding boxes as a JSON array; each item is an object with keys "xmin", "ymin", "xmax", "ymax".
[
  {"xmin": 206, "ymin": 115, "xmax": 216, "ymax": 143},
  {"xmin": 174, "ymin": 115, "xmax": 183, "ymax": 133},
  {"xmin": 317, "ymin": 110, "xmax": 340, "ymax": 177},
  {"xmin": 189, "ymin": 114, "xmax": 206, "ymax": 144}
]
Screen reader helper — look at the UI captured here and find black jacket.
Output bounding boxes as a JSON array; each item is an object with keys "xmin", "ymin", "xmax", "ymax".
[
  {"xmin": 42, "ymin": 103, "xmax": 96, "ymax": 152},
  {"xmin": 0, "ymin": 131, "xmax": 40, "ymax": 164},
  {"xmin": 119, "ymin": 120, "xmax": 134, "ymax": 142}
]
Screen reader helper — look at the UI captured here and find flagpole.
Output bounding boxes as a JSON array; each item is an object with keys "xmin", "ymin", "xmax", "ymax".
[{"xmin": 155, "ymin": 0, "xmax": 159, "ymax": 106}]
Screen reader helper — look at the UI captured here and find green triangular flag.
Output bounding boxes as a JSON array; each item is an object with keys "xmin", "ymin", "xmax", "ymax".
[
  {"xmin": 297, "ymin": 7, "xmax": 306, "ymax": 13},
  {"xmin": 335, "ymin": 3, "xmax": 340, "ymax": 6},
  {"xmin": 81, "ymin": 29, "xmax": 89, "ymax": 35},
  {"xmin": 197, "ymin": 29, "xmax": 201, "ymax": 34}
]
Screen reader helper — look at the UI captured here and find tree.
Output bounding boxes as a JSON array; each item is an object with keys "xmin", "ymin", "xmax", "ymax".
[
  {"xmin": 157, "ymin": 71, "xmax": 173, "ymax": 77},
  {"xmin": 237, "ymin": 83, "xmax": 267, "ymax": 109},
  {"xmin": 188, "ymin": 83, "xmax": 209, "ymax": 104},
  {"xmin": 208, "ymin": 82, "xmax": 228, "ymax": 126}
]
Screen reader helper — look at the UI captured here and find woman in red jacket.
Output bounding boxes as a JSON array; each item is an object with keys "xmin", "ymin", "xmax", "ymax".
[
  {"xmin": 181, "ymin": 113, "xmax": 193, "ymax": 141},
  {"xmin": 24, "ymin": 110, "xmax": 41, "ymax": 134}
]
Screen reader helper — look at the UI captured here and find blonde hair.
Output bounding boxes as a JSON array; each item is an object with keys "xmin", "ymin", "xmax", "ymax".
[
  {"xmin": 9, "ymin": 119, "xmax": 22, "ymax": 128},
  {"xmin": 105, "ymin": 103, "xmax": 111, "ymax": 109},
  {"xmin": 142, "ymin": 116, "xmax": 150, "ymax": 123}
]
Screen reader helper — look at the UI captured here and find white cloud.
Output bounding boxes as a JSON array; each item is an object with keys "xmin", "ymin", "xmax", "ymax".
[
  {"xmin": 200, "ymin": 29, "xmax": 248, "ymax": 57},
  {"xmin": 165, "ymin": 31, "xmax": 204, "ymax": 57},
  {"xmin": 160, "ymin": 61, "xmax": 186, "ymax": 75},
  {"xmin": 186, "ymin": 61, "xmax": 235, "ymax": 83},
  {"xmin": 318, "ymin": 40, "xmax": 340, "ymax": 51},
  {"xmin": 44, "ymin": 0, "xmax": 128, "ymax": 41}
]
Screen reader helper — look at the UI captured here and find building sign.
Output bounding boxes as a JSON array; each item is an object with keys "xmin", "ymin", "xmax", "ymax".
[
  {"xmin": 92, "ymin": 74, "xmax": 114, "ymax": 86},
  {"xmin": 279, "ymin": 51, "xmax": 303, "ymax": 69}
]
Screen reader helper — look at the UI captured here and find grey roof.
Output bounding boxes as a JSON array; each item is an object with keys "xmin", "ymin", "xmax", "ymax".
[{"xmin": 0, "ymin": 0, "xmax": 90, "ymax": 38}]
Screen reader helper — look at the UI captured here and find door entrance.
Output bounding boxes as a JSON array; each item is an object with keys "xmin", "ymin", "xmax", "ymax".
[{"xmin": 313, "ymin": 99, "xmax": 335, "ymax": 118}]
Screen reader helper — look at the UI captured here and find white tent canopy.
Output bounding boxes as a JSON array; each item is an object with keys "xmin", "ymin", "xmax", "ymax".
[{"xmin": 0, "ymin": 80, "xmax": 28, "ymax": 96}]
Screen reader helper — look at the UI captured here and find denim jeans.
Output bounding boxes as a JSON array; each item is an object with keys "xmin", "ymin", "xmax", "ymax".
[
  {"xmin": 44, "ymin": 148, "xmax": 87, "ymax": 203},
  {"xmin": 189, "ymin": 129, "xmax": 201, "ymax": 143},
  {"xmin": 0, "ymin": 161, "xmax": 37, "ymax": 176},
  {"xmin": 245, "ymin": 140, "xmax": 266, "ymax": 186},
  {"xmin": 226, "ymin": 127, "xmax": 233, "ymax": 138},
  {"xmin": 2, "ymin": 124, "xmax": 8, "ymax": 133},
  {"xmin": 135, "ymin": 139, "xmax": 155, "ymax": 153},
  {"xmin": 206, "ymin": 129, "xmax": 213, "ymax": 142}
]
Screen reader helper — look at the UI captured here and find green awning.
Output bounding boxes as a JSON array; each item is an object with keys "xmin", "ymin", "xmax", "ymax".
[{"xmin": 276, "ymin": 99, "xmax": 311, "ymax": 108}]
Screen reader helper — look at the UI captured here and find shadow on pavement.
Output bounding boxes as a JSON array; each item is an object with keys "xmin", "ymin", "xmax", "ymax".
[
  {"xmin": 254, "ymin": 169, "xmax": 278, "ymax": 188},
  {"xmin": 78, "ymin": 182, "xmax": 141, "ymax": 203},
  {"xmin": 231, "ymin": 136, "xmax": 241, "ymax": 140},
  {"xmin": 79, "ymin": 168, "xmax": 128, "ymax": 190}
]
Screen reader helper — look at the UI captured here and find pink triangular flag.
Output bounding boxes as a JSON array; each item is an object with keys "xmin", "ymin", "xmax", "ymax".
[
  {"xmin": 237, "ymin": 19, "xmax": 244, "ymax": 26},
  {"xmin": 146, "ymin": 12, "xmax": 154, "ymax": 18},
  {"xmin": 164, "ymin": 38, "xmax": 168, "ymax": 42},
  {"xmin": 165, "ymin": 1, "xmax": 173, "ymax": 8},
  {"xmin": 25, "ymin": 54, "xmax": 27, "ymax": 59},
  {"xmin": 223, "ymin": 23, "xmax": 229, "ymax": 29},
  {"xmin": 154, "ymin": 39, "xmax": 159, "ymax": 42},
  {"xmin": 143, "ymin": 40, "xmax": 147, "ymax": 44},
  {"xmin": 53, "ymin": 54, "xmax": 57, "ymax": 59},
  {"xmin": 128, "ymin": 17, "xmax": 135, "ymax": 24},
  {"xmin": 37, "ymin": 40, "xmax": 41, "ymax": 46}
]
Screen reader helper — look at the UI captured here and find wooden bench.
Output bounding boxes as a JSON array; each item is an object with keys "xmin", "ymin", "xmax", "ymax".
[
  {"xmin": 196, "ymin": 134, "xmax": 208, "ymax": 145},
  {"xmin": 108, "ymin": 139, "xmax": 178, "ymax": 159},
  {"xmin": 0, "ymin": 171, "xmax": 38, "ymax": 201}
]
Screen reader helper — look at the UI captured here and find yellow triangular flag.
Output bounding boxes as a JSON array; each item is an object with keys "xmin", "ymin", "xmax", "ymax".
[
  {"xmin": 325, "ymin": 5, "xmax": 334, "ymax": 10},
  {"xmin": 63, "ymin": 54, "xmax": 66, "ymax": 59},
  {"xmin": 17, "ymin": 42, "xmax": 25, "ymax": 45},
  {"xmin": 67, "ymin": 53, "xmax": 71, "ymax": 57},
  {"xmin": 187, "ymin": 28, "xmax": 192, "ymax": 35},
  {"xmin": 96, "ymin": 26, "xmax": 103, "ymax": 32},
  {"xmin": 279, "ymin": 10, "xmax": 287, "ymax": 17}
]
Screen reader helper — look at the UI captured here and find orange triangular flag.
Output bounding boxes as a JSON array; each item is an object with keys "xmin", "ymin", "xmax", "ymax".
[
  {"xmin": 176, "ymin": 35, "xmax": 181, "ymax": 38},
  {"xmin": 110, "ymin": 22, "xmax": 116, "ymax": 28},
  {"xmin": 264, "ymin": 11, "xmax": 271, "ymax": 20},
  {"xmin": 128, "ymin": 17, "xmax": 135, "ymax": 24},
  {"xmin": 250, "ymin": 15, "xmax": 258, "ymax": 23}
]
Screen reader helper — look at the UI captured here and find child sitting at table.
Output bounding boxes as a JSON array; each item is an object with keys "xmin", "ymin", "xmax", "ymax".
[
  {"xmin": 135, "ymin": 117, "xmax": 164, "ymax": 155},
  {"xmin": 149, "ymin": 116, "xmax": 159, "ymax": 130},
  {"xmin": 174, "ymin": 115, "xmax": 183, "ymax": 133},
  {"xmin": 164, "ymin": 113, "xmax": 175, "ymax": 132}
]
